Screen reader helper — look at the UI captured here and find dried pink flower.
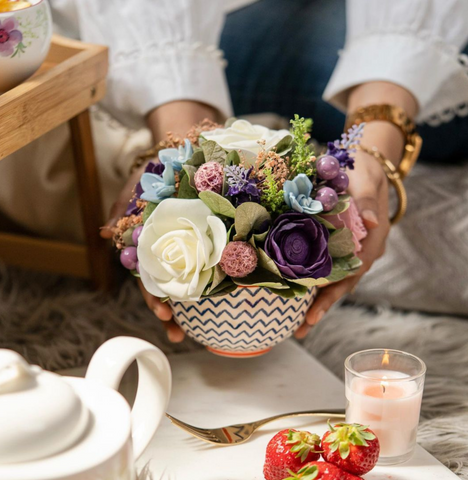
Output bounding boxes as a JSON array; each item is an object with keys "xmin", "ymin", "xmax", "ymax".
[
  {"xmin": 219, "ymin": 242, "xmax": 258, "ymax": 278},
  {"xmin": 194, "ymin": 161, "xmax": 224, "ymax": 194}
]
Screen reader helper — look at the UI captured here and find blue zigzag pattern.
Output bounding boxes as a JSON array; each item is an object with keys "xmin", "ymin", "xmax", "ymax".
[{"xmin": 171, "ymin": 287, "xmax": 315, "ymax": 353}]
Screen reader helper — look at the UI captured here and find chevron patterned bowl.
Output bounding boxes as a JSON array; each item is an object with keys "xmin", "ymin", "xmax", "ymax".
[{"xmin": 169, "ymin": 287, "xmax": 317, "ymax": 357}]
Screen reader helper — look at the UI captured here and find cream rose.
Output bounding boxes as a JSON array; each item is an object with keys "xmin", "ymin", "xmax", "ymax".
[
  {"xmin": 137, "ymin": 199, "xmax": 227, "ymax": 302},
  {"xmin": 202, "ymin": 119, "xmax": 290, "ymax": 163}
]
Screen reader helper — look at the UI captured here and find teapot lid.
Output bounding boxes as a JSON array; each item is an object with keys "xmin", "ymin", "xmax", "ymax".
[{"xmin": 0, "ymin": 349, "xmax": 90, "ymax": 464}]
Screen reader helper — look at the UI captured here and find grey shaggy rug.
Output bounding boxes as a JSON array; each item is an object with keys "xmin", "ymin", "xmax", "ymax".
[{"xmin": 0, "ymin": 264, "xmax": 467, "ymax": 478}]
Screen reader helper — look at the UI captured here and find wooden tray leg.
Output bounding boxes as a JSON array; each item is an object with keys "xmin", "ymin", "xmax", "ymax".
[{"xmin": 69, "ymin": 110, "xmax": 114, "ymax": 291}]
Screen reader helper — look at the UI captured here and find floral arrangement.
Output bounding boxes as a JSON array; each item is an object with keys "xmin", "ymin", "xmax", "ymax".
[{"xmin": 113, "ymin": 116, "xmax": 367, "ymax": 303}]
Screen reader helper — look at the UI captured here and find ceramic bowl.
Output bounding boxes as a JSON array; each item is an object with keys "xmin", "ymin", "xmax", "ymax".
[
  {"xmin": 170, "ymin": 287, "xmax": 316, "ymax": 358},
  {"xmin": 0, "ymin": 0, "xmax": 52, "ymax": 93}
]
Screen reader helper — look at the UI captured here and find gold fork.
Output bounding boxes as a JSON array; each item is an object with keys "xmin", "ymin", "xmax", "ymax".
[{"xmin": 166, "ymin": 409, "xmax": 345, "ymax": 445}]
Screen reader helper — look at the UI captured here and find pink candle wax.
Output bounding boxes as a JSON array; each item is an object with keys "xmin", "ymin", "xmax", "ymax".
[{"xmin": 346, "ymin": 370, "xmax": 423, "ymax": 459}]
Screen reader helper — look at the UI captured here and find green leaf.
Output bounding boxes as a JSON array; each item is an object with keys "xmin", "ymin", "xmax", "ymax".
[
  {"xmin": 186, "ymin": 149, "xmax": 205, "ymax": 167},
  {"xmin": 122, "ymin": 228, "xmax": 135, "ymax": 246},
  {"xmin": 178, "ymin": 174, "xmax": 198, "ymax": 199},
  {"xmin": 232, "ymin": 267, "xmax": 288, "ymax": 289},
  {"xmin": 249, "ymin": 230, "xmax": 269, "ymax": 248},
  {"xmin": 198, "ymin": 191, "xmax": 236, "ymax": 218},
  {"xmin": 289, "ymin": 277, "xmax": 329, "ymax": 288},
  {"xmin": 274, "ymin": 135, "xmax": 293, "ymax": 156},
  {"xmin": 204, "ymin": 279, "xmax": 237, "ymax": 297},
  {"xmin": 143, "ymin": 202, "xmax": 157, "ymax": 222},
  {"xmin": 334, "ymin": 254, "xmax": 362, "ymax": 272},
  {"xmin": 201, "ymin": 140, "xmax": 227, "ymax": 164},
  {"xmin": 226, "ymin": 150, "xmax": 241, "ymax": 166},
  {"xmin": 256, "ymin": 248, "xmax": 282, "ymax": 277},
  {"xmin": 321, "ymin": 200, "xmax": 350, "ymax": 216},
  {"xmin": 268, "ymin": 287, "xmax": 298, "ymax": 299},
  {"xmin": 182, "ymin": 164, "xmax": 198, "ymax": 189},
  {"xmin": 328, "ymin": 228, "xmax": 355, "ymax": 258},
  {"xmin": 315, "ymin": 215, "xmax": 337, "ymax": 230},
  {"xmin": 205, "ymin": 265, "xmax": 227, "ymax": 295},
  {"xmin": 325, "ymin": 266, "xmax": 350, "ymax": 284},
  {"xmin": 286, "ymin": 281, "xmax": 309, "ymax": 297},
  {"xmin": 234, "ymin": 202, "xmax": 271, "ymax": 241}
]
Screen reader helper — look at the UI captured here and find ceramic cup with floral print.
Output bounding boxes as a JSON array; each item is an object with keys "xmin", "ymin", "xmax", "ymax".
[{"xmin": 0, "ymin": 0, "xmax": 52, "ymax": 93}]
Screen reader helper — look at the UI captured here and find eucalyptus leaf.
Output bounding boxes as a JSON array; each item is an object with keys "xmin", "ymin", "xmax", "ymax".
[
  {"xmin": 122, "ymin": 228, "xmax": 135, "ymax": 246},
  {"xmin": 274, "ymin": 135, "xmax": 293, "ymax": 156},
  {"xmin": 315, "ymin": 215, "xmax": 337, "ymax": 230},
  {"xmin": 178, "ymin": 174, "xmax": 198, "ymax": 199},
  {"xmin": 182, "ymin": 164, "xmax": 197, "ymax": 189},
  {"xmin": 226, "ymin": 150, "xmax": 241, "ymax": 166},
  {"xmin": 328, "ymin": 228, "xmax": 355, "ymax": 258},
  {"xmin": 289, "ymin": 277, "xmax": 329, "ymax": 288},
  {"xmin": 204, "ymin": 279, "xmax": 237, "ymax": 297},
  {"xmin": 198, "ymin": 191, "xmax": 236, "ymax": 218},
  {"xmin": 186, "ymin": 149, "xmax": 205, "ymax": 167},
  {"xmin": 202, "ymin": 140, "xmax": 227, "ymax": 164},
  {"xmin": 325, "ymin": 265, "xmax": 350, "ymax": 283},
  {"xmin": 321, "ymin": 200, "xmax": 350, "ymax": 216},
  {"xmin": 257, "ymin": 248, "xmax": 282, "ymax": 277},
  {"xmin": 232, "ymin": 267, "xmax": 288, "ymax": 289},
  {"xmin": 286, "ymin": 281, "xmax": 308, "ymax": 297},
  {"xmin": 333, "ymin": 255, "xmax": 363, "ymax": 272},
  {"xmin": 143, "ymin": 202, "xmax": 157, "ymax": 222},
  {"xmin": 205, "ymin": 265, "xmax": 227, "ymax": 294},
  {"xmin": 234, "ymin": 202, "xmax": 271, "ymax": 241},
  {"xmin": 268, "ymin": 287, "xmax": 298, "ymax": 299}
]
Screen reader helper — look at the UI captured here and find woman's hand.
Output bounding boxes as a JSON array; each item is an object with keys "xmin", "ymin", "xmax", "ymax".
[
  {"xmin": 295, "ymin": 81, "xmax": 418, "ymax": 338},
  {"xmin": 101, "ymin": 100, "xmax": 219, "ymax": 342},
  {"xmin": 295, "ymin": 151, "xmax": 390, "ymax": 338}
]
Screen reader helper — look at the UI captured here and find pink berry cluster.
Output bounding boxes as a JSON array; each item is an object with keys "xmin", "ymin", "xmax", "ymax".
[
  {"xmin": 219, "ymin": 242, "xmax": 258, "ymax": 278},
  {"xmin": 315, "ymin": 156, "xmax": 349, "ymax": 212},
  {"xmin": 120, "ymin": 225, "xmax": 143, "ymax": 273},
  {"xmin": 194, "ymin": 161, "xmax": 224, "ymax": 194}
]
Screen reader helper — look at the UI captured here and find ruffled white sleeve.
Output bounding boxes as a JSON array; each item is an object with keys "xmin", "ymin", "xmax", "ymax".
[
  {"xmin": 74, "ymin": 0, "xmax": 232, "ymax": 129},
  {"xmin": 323, "ymin": 0, "xmax": 468, "ymax": 125}
]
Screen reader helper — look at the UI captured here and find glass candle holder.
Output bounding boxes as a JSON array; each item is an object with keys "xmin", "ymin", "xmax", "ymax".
[{"xmin": 345, "ymin": 349, "xmax": 426, "ymax": 465}]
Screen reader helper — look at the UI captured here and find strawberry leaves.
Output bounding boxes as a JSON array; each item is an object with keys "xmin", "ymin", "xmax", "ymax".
[
  {"xmin": 284, "ymin": 465, "xmax": 319, "ymax": 480},
  {"xmin": 324, "ymin": 422, "xmax": 376, "ymax": 460},
  {"xmin": 286, "ymin": 430, "xmax": 321, "ymax": 462}
]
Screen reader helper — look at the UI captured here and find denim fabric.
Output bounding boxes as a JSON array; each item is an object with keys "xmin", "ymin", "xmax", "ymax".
[{"xmin": 220, "ymin": 0, "xmax": 468, "ymax": 162}]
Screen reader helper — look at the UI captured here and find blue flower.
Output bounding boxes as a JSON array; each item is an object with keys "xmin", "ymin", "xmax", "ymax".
[
  {"xmin": 158, "ymin": 139, "xmax": 193, "ymax": 171},
  {"xmin": 140, "ymin": 162, "xmax": 176, "ymax": 203},
  {"xmin": 283, "ymin": 174, "xmax": 323, "ymax": 215}
]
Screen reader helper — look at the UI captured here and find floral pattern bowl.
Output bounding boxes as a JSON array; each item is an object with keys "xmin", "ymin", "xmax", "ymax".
[{"xmin": 0, "ymin": 0, "xmax": 52, "ymax": 93}]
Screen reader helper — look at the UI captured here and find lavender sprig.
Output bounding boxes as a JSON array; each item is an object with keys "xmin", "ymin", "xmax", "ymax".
[
  {"xmin": 327, "ymin": 123, "xmax": 366, "ymax": 170},
  {"xmin": 224, "ymin": 165, "xmax": 260, "ymax": 205},
  {"xmin": 340, "ymin": 123, "xmax": 365, "ymax": 152}
]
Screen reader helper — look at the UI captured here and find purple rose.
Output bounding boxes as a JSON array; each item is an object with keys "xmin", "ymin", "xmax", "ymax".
[{"xmin": 264, "ymin": 212, "xmax": 332, "ymax": 279}]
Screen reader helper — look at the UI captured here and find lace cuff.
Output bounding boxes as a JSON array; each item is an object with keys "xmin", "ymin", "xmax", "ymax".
[
  {"xmin": 99, "ymin": 41, "xmax": 232, "ymax": 130},
  {"xmin": 323, "ymin": 30, "xmax": 468, "ymax": 126}
]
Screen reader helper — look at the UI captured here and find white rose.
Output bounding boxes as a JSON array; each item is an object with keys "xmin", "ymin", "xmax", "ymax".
[
  {"xmin": 138, "ymin": 199, "xmax": 227, "ymax": 302},
  {"xmin": 202, "ymin": 119, "xmax": 290, "ymax": 164}
]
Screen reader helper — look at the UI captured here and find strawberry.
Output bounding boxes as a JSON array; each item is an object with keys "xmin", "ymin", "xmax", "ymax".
[
  {"xmin": 283, "ymin": 461, "xmax": 362, "ymax": 480},
  {"xmin": 263, "ymin": 429, "xmax": 321, "ymax": 480},
  {"xmin": 321, "ymin": 422, "xmax": 380, "ymax": 476}
]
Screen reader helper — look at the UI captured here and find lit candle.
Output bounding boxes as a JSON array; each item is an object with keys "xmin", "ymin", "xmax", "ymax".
[{"xmin": 345, "ymin": 349, "xmax": 426, "ymax": 465}]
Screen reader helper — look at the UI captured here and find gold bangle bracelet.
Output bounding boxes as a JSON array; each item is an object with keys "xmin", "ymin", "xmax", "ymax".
[{"xmin": 355, "ymin": 144, "xmax": 407, "ymax": 225}]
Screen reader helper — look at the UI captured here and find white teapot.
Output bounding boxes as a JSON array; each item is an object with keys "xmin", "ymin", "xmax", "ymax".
[{"xmin": 0, "ymin": 336, "xmax": 171, "ymax": 480}]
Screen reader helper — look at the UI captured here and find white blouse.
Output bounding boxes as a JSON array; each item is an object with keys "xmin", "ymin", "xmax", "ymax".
[{"xmin": 50, "ymin": 0, "xmax": 468, "ymax": 128}]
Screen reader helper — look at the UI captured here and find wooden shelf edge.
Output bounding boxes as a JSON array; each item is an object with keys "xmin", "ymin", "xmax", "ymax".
[{"xmin": 0, "ymin": 232, "xmax": 90, "ymax": 278}]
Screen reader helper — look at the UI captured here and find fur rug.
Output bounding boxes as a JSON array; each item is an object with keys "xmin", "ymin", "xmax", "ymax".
[{"xmin": 1, "ymin": 264, "xmax": 467, "ymax": 478}]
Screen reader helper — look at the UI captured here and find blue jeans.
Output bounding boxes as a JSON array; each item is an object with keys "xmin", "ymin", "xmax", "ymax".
[{"xmin": 220, "ymin": 0, "xmax": 468, "ymax": 162}]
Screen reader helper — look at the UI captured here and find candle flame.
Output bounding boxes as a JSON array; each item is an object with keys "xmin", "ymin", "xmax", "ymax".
[
  {"xmin": 382, "ymin": 351, "xmax": 390, "ymax": 366},
  {"xmin": 381, "ymin": 375, "xmax": 388, "ymax": 394}
]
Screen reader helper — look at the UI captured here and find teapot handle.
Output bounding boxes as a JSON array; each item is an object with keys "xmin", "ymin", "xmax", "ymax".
[{"xmin": 85, "ymin": 337, "xmax": 171, "ymax": 459}]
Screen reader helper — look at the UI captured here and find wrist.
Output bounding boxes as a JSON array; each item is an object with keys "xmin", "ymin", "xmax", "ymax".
[{"xmin": 147, "ymin": 100, "xmax": 219, "ymax": 143}]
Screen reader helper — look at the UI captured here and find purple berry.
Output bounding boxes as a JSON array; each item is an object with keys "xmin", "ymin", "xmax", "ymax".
[
  {"xmin": 132, "ymin": 226, "xmax": 144, "ymax": 246},
  {"xmin": 316, "ymin": 155, "xmax": 340, "ymax": 180},
  {"xmin": 120, "ymin": 246, "xmax": 138, "ymax": 270},
  {"xmin": 316, "ymin": 187, "xmax": 339, "ymax": 212},
  {"xmin": 327, "ymin": 172, "xmax": 349, "ymax": 192}
]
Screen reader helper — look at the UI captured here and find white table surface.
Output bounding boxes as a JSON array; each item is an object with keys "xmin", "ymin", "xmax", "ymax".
[{"xmin": 134, "ymin": 340, "xmax": 458, "ymax": 480}]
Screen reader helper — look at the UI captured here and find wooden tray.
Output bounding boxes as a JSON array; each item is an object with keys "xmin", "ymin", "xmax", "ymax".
[{"xmin": 0, "ymin": 35, "xmax": 112, "ymax": 288}]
